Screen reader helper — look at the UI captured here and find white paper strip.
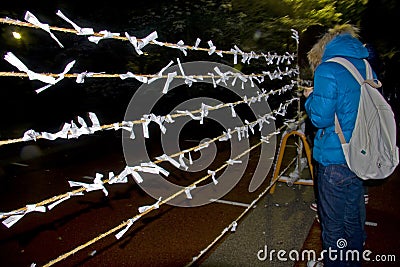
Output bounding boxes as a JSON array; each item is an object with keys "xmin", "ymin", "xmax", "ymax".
[
  {"xmin": 68, "ymin": 173, "xmax": 108, "ymax": 196},
  {"xmin": 35, "ymin": 59, "xmax": 76, "ymax": 93},
  {"xmin": 126, "ymin": 31, "xmax": 158, "ymax": 55},
  {"xmin": 2, "ymin": 204, "xmax": 46, "ymax": 228},
  {"xmin": 148, "ymin": 60, "xmax": 174, "ymax": 84},
  {"xmin": 88, "ymin": 112, "xmax": 101, "ymax": 132},
  {"xmin": 207, "ymin": 40, "xmax": 216, "ymax": 55},
  {"xmin": 142, "ymin": 117, "xmax": 150, "ymax": 138},
  {"xmin": 88, "ymin": 30, "xmax": 120, "ymax": 44},
  {"xmin": 179, "ymin": 154, "xmax": 189, "ymax": 170},
  {"xmin": 56, "ymin": 10, "xmax": 94, "ymax": 35},
  {"xmin": 140, "ymin": 162, "xmax": 169, "ymax": 177},
  {"xmin": 109, "ymin": 170, "xmax": 128, "ymax": 184},
  {"xmin": 76, "ymin": 71, "xmax": 104, "ymax": 83},
  {"xmin": 22, "ymin": 129, "xmax": 40, "ymax": 142},
  {"xmin": 226, "ymin": 159, "xmax": 242, "ymax": 165},
  {"xmin": 185, "ymin": 185, "xmax": 196, "ymax": 199},
  {"xmin": 156, "ymin": 154, "xmax": 181, "ymax": 169},
  {"xmin": 126, "ymin": 167, "xmax": 144, "ymax": 184},
  {"xmin": 194, "ymin": 142, "xmax": 209, "ymax": 152},
  {"xmin": 193, "ymin": 38, "xmax": 201, "ymax": 49},
  {"xmin": 0, "ymin": 210, "xmax": 24, "ymax": 220},
  {"xmin": 176, "ymin": 40, "xmax": 187, "ymax": 56},
  {"xmin": 115, "ymin": 217, "xmax": 139, "ymax": 239},
  {"xmin": 218, "ymin": 129, "xmax": 232, "ymax": 142},
  {"xmin": 176, "ymin": 110, "xmax": 202, "ymax": 121},
  {"xmin": 119, "ymin": 71, "xmax": 148, "ymax": 83},
  {"xmin": 4, "ymin": 52, "xmax": 56, "ymax": 84},
  {"xmin": 138, "ymin": 197, "xmax": 162, "ymax": 213},
  {"xmin": 231, "ymin": 221, "xmax": 238, "ymax": 232},
  {"xmin": 163, "ymin": 71, "xmax": 177, "ymax": 94},
  {"xmin": 47, "ymin": 192, "xmax": 84, "ymax": 210},
  {"xmin": 24, "ymin": 11, "xmax": 64, "ymax": 48},
  {"xmin": 207, "ymin": 170, "xmax": 218, "ymax": 185}
]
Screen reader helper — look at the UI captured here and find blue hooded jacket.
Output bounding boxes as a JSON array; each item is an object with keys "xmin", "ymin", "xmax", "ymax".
[{"xmin": 305, "ymin": 33, "xmax": 373, "ymax": 166}]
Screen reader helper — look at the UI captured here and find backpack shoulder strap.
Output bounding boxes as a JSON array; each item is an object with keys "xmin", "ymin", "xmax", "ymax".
[
  {"xmin": 326, "ymin": 57, "xmax": 363, "ymax": 145},
  {"xmin": 327, "ymin": 57, "xmax": 365, "ymax": 84},
  {"xmin": 327, "ymin": 57, "xmax": 382, "ymax": 88},
  {"xmin": 335, "ymin": 113, "xmax": 347, "ymax": 144},
  {"xmin": 327, "ymin": 57, "xmax": 383, "ymax": 145}
]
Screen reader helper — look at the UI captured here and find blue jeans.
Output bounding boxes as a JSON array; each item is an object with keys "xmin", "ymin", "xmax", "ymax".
[{"xmin": 317, "ymin": 164, "xmax": 366, "ymax": 267}]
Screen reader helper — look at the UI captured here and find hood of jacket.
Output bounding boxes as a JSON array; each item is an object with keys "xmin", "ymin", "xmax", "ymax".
[{"xmin": 307, "ymin": 24, "xmax": 369, "ymax": 72}]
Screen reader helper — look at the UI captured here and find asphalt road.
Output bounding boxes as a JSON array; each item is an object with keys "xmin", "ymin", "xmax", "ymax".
[{"xmin": 0, "ymin": 131, "xmax": 316, "ymax": 267}]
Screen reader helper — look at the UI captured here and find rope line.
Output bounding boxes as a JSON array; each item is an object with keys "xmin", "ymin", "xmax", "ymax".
[
  {"xmin": 0, "ymin": 83, "xmax": 295, "ymax": 147},
  {"xmin": 0, "ymin": 17, "xmax": 295, "ymax": 62},
  {"xmin": 0, "ymin": 99, "xmax": 297, "ymax": 222},
  {"xmin": 41, "ymin": 120, "xmax": 292, "ymax": 267}
]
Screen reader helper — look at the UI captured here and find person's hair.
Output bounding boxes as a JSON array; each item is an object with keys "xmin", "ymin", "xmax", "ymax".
[{"xmin": 307, "ymin": 24, "xmax": 359, "ymax": 72}]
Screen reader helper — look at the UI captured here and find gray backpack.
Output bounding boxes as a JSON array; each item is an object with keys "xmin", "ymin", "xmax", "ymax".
[{"xmin": 328, "ymin": 57, "xmax": 399, "ymax": 180}]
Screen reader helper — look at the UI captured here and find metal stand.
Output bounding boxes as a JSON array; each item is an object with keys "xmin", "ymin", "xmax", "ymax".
[{"xmin": 270, "ymin": 129, "xmax": 314, "ymax": 194}]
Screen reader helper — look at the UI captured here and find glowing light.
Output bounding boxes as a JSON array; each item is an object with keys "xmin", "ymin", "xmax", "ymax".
[{"xmin": 12, "ymin": 31, "xmax": 22, "ymax": 39}]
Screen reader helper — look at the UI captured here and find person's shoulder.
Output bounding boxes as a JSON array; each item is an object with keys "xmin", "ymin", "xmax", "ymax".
[{"xmin": 315, "ymin": 60, "xmax": 345, "ymax": 76}]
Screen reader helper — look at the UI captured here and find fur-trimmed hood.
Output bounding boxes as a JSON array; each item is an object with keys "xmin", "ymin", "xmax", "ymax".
[{"xmin": 307, "ymin": 24, "xmax": 368, "ymax": 72}]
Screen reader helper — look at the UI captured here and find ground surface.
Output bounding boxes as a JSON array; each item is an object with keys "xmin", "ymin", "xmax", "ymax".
[{"xmin": 0, "ymin": 131, "xmax": 398, "ymax": 267}]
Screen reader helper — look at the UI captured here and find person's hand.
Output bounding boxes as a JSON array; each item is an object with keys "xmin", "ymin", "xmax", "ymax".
[{"xmin": 303, "ymin": 87, "xmax": 313, "ymax": 98}]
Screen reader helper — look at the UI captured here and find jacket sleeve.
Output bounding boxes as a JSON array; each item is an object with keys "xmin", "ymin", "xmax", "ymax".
[{"xmin": 305, "ymin": 64, "xmax": 338, "ymax": 129}]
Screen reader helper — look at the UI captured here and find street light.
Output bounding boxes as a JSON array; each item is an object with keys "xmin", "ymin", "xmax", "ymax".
[{"xmin": 12, "ymin": 31, "xmax": 22, "ymax": 39}]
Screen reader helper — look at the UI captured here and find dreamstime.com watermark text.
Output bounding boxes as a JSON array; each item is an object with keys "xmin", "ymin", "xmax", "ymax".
[{"xmin": 257, "ymin": 239, "xmax": 396, "ymax": 263}]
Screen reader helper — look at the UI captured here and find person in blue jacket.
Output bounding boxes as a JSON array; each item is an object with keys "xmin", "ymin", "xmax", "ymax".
[{"xmin": 304, "ymin": 24, "xmax": 375, "ymax": 267}]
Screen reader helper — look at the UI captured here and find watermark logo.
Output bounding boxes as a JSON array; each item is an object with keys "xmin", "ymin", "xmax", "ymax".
[
  {"xmin": 122, "ymin": 61, "xmax": 277, "ymax": 207},
  {"xmin": 257, "ymin": 238, "xmax": 396, "ymax": 263},
  {"xmin": 336, "ymin": 238, "xmax": 347, "ymax": 249}
]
